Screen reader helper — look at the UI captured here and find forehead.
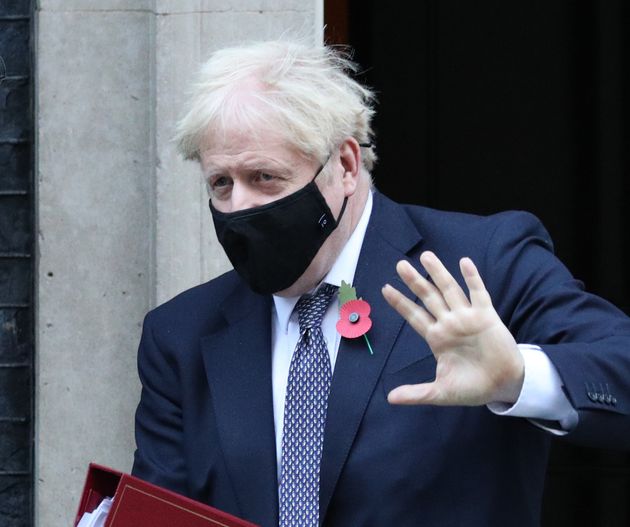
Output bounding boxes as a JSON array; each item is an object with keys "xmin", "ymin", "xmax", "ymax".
[
  {"xmin": 202, "ymin": 123, "xmax": 283, "ymax": 154},
  {"xmin": 199, "ymin": 124, "xmax": 309, "ymax": 173}
]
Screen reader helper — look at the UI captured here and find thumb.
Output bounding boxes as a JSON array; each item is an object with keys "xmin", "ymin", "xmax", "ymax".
[{"xmin": 387, "ymin": 382, "xmax": 440, "ymax": 406}]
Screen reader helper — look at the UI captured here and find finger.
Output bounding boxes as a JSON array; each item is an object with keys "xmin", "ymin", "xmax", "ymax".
[
  {"xmin": 395, "ymin": 260, "xmax": 449, "ymax": 318},
  {"xmin": 459, "ymin": 257, "xmax": 492, "ymax": 308},
  {"xmin": 382, "ymin": 283, "xmax": 434, "ymax": 336},
  {"xmin": 419, "ymin": 251, "xmax": 470, "ymax": 310},
  {"xmin": 387, "ymin": 381, "xmax": 441, "ymax": 405}
]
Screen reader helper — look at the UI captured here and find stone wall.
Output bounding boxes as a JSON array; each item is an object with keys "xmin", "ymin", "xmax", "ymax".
[{"xmin": 35, "ymin": 1, "xmax": 320, "ymax": 525}]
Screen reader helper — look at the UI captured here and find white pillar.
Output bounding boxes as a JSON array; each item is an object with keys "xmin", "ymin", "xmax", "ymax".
[{"xmin": 35, "ymin": 1, "xmax": 321, "ymax": 525}]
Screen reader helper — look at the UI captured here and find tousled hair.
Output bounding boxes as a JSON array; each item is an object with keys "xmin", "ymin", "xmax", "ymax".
[{"xmin": 174, "ymin": 40, "xmax": 378, "ymax": 172}]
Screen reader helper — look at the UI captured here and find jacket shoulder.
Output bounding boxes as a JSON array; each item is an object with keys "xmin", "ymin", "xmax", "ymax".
[
  {"xmin": 402, "ymin": 202, "xmax": 547, "ymax": 241},
  {"xmin": 144, "ymin": 269, "xmax": 240, "ymax": 335}
]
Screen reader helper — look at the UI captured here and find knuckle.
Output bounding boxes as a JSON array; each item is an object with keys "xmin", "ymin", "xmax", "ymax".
[
  {"xmin": 410, "ymin": 276, "xmax": 428, "ymax": 294},
  {"xmin": 408, "ymin": 309, "xmax": 427, "ymax": 330}
]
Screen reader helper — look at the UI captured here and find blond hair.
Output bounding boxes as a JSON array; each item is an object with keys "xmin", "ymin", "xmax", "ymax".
[{"xmin": 174, "ymin": 40, "xmax": 377, "ymax": 171}]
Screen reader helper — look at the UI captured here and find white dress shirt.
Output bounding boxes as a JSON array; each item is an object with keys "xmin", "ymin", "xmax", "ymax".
[{"xmin": 271, "ymin": 191, "xmax": 577, "ymax": 475}]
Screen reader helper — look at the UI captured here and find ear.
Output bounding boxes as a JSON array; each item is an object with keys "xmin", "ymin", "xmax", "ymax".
[{"xmin": 338, "ymin": 137, "xmax": 362, "ymax": 197}]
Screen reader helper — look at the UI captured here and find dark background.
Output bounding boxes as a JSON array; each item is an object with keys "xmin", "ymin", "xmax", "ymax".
[
  {"xmin": 0, "ymin": 0, "xmax": 33, "ymax": 526},
  {"xmin": 325, "ymin": 1, "xmax": 629, "ymax": 525}
]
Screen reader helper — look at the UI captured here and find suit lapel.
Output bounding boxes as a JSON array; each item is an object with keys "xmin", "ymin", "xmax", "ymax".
[
  {"xmin": 200, "ymin": 284, "xmax": 278, "ymax": 527},
  {"xmin": 200, "ymin": 193, "xmax": 426, "ymax": 526},
  {"xmin": 319, "ymin": 192, "xmax": 425, "ymax": 520}
]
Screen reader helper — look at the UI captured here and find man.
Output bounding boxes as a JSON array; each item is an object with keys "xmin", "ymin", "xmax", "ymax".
[{"xmin": 132, "ymin": 40, "xmax": 630, "ymax": 526}]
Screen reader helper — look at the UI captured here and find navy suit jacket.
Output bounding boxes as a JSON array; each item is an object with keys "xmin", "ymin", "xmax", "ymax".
[{"xmin": 132, "ymin": 192, "xmax": 630, "ymax": 526}]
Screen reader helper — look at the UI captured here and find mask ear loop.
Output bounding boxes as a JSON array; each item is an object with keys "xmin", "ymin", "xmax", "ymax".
[
  {"xmin": 335, "ymin": 142, "xmax": 371, "ymax": 221},
  {"xmin": 312, "ymin": 159, "xmax": 348, "ymax": 224},
  {"xmin": 312, "ymin": 143, "xmax": 370, "ymax": 224},
  {"xmin": 313, "ymin": 141, "xmax": 371, "ymax": 182},
  {"xmin": 336, "ymin": 195, "xmax": 349, "ymax": 223},
  {"xmin": 311, "ymin": 156, "xmax": 330, "ymax": 182}
]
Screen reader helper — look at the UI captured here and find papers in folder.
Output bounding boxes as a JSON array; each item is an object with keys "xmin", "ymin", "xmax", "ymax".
[
  {"xmin": 74, "ymin": 463, "xmax": 259, "ymax": 527},
  {"xmin": 77, "ymin": 497, "xmax": 112, "ymax": 527}
]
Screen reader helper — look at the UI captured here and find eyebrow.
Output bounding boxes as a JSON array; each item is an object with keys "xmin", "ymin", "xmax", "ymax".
[{"xmin": 204, "ymin": 158, "xmax": 293, "ymax": 178}]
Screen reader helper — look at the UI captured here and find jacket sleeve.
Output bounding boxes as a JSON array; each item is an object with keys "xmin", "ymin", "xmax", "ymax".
[
  {"xmin": 484, "ymin": 211, "xmax": 630, "ymax": 450},
  {"xmin": 131, "ymin": 310, "xmax": 189, "ymax": 493}
]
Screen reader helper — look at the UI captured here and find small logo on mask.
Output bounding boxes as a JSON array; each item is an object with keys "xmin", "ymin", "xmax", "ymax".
[{"xmin": 318, "ymin": 214, "xmax": 328, "ymax": 229}]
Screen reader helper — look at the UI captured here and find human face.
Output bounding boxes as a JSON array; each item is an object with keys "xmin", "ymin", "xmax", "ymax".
[{"xmin": 200, "ymin": 127, "xmax": 354, "ymax": 296}]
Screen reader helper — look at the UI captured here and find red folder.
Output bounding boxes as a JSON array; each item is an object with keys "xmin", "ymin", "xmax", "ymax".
[{"xmin": 75, "ymin": 463, "xmax": 259, "ymax": 527}]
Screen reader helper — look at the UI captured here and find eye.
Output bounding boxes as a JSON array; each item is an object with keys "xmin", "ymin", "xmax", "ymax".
[
  {"xmin": 212, "ymin": 175, "xmax": 231, "ymax": 188},
  {"xmin": 255, "ymin": 172, "xmax": 276, "ymax": 183},
  {"xmin": 207, "ymin": 175, "xmax": 233, "ymax": 199}
]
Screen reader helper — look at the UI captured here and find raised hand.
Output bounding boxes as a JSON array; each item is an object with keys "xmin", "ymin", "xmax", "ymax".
[{"xmin": 382, "ymin": 251, "xmax": 524, "ymax": 407}]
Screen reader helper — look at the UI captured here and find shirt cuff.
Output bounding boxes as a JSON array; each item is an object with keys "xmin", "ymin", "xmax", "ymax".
[{"xmin": 487, "ymin": 344, "xmax": 578, "ymax": 434}]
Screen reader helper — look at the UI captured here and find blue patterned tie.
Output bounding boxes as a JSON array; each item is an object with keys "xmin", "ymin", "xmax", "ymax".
[{"xmin": 279, "ymin": 283, "xmax": 337, "ymax": 527}]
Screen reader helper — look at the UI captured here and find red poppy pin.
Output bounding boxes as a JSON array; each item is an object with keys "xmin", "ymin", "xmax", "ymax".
[{"xmin": 336, "ymin": 280, "xmax": 374, "ymax": 355}]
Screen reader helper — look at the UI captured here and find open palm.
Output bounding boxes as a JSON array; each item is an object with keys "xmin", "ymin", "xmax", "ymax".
[{"xmin": 382, "ymin": 251, "xmax": 524, "ymax": 406}]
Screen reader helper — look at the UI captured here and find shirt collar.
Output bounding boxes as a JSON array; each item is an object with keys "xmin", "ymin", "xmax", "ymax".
[{"xmin": 272, "ymin": 191, "xmax": 374, "ymax": 334}]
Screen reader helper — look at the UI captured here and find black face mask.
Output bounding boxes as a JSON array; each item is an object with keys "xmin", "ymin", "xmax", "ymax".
[{"xmin": 209, "ymin": 163, "xmax": 347, "ymax": 295}]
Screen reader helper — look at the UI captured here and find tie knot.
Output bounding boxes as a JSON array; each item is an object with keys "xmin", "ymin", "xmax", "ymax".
[{"xmin": 296, "ymin": 283, "xmax": 337, "ymax": 331}]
